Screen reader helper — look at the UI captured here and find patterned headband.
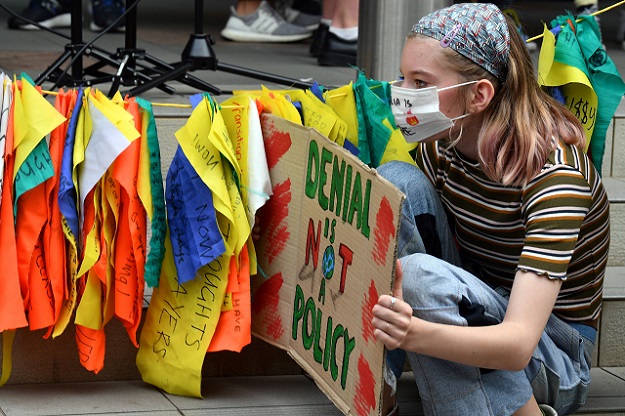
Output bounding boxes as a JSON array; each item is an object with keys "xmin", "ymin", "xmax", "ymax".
[{"xmin": 411, "ymin": 3, "xmax": 510, "ymax": 81}]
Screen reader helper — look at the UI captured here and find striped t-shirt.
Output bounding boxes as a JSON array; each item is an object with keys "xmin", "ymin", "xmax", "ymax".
[{"xmin": 416, "ymin": 139, "xmax": 610, "ymax": 327}]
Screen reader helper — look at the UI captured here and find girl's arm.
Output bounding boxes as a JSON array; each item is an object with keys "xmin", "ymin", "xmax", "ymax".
[{"xmin": 373, "ymin": 263, "xmax": 562, "ymax": 371}]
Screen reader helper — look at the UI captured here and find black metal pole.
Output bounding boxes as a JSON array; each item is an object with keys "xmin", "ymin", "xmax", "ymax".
[
  {"xmin": 195, "ymin": 0, "xmax": 203, "ymax": 34},
  {"xmin": 70, "ymin": 0, "xmax": 83, "ymax": 80}
]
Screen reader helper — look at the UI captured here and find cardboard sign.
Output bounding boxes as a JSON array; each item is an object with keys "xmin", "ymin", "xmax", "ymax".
[{"xmin": 252, "ymin": 114, "xmax": 404, "ymax": 416}]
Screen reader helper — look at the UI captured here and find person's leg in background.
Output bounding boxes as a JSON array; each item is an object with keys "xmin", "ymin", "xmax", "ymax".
[
  {"xmin": 317, "ymin": 0, "xmax": 359, "ymax": 66},
  {"xmin": 220, "ymin": 0, "xmax": 316, "ymax": 43},
  {"xmin": 309, "ymin": 0, "xmax": 333, "ymax": 57},
  {"xmin": 7, "ymin": 0, "xmax": 125, "ymax": 32}
]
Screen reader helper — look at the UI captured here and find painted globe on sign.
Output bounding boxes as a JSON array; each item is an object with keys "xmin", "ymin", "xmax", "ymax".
[{"xmin": 322, "ymin": 245, "xmax": 335, "ymax": 279}]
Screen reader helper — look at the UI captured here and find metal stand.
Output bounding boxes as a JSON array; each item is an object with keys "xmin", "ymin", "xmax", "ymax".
[
  {"xmin": 35, "ymin": 0, "xmax": 316, "ymax": 97},
  {"xmin": 35, "ymin": 0, "xmax": 124, "ymax": 89},
  {"xmin": 124, "ymin": 0, "xmax": 316, "ymax": 97}
]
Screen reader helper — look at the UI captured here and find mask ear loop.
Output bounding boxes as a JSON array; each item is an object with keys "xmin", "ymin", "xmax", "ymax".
[{"xmin": 444, "ymin": 115, "xmax": 467, "ymax": 151}]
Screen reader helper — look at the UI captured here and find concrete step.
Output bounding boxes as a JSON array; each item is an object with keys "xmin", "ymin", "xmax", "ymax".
[
  {"xmin": 0, "ymin": 369, "xmax": 623, "ymax": 415},
  {"xmin": 603, "ymin": 178, "xmax": 625, "ymax": 268}
]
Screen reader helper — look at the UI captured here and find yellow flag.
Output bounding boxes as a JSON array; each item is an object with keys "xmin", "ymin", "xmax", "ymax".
[
  {"xmin": 12, "ymin": 79, "xmax": 65, "ymax": 176},
  {"xmin": 537, "ymin": 23, "xmax": 597, "ymax": 150},
  {"xmin": 136, "ymin": 233, "xmax": 230, "ymax": 398},
  {"xmin": 324, "ymin": 83, "xmax": 359, "ymax": 148}
]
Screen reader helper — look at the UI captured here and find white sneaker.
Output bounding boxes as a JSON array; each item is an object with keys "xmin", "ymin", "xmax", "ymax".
[{"xmin": 220, "ymin": 1, "xmax": 313, "ymax": 43}]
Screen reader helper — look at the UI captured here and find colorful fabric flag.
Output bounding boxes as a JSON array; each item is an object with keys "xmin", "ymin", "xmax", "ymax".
[
  {"xmin": 42, "ymin": 89, "xmax": 75, "ymax": 338},
  {"xmin": 353, "ymin": 72, "xmax": 417, "ymax": 168},
  {"xmin": 53, "ymin": 88, "xmax": 84, "ymax": 337},
  {"xmin": 12, "ymin": 77, "xmax": 65, "ymax": 331},
  {"xmin": 0, "ymin": 74, "xmax": 11, "ymax": 206},
  {"xmin": 540, "ymin": 14, "xmax": 625, "ymax": 172},
  {"xmin": 0, "ymin": 80, "xmax": 27, "ymax": 333},
  {"xmin": 135, "ymin": 97, "xmax": 166, "ymax": 289},
  {"xmin": 165, "ymin": 146, "xmax": 225, "ymax": 283}
]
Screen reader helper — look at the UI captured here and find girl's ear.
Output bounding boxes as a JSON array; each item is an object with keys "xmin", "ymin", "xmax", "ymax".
[{"xmin": 468, "ymin": 79, "xmax": 495, "ymax": 113}]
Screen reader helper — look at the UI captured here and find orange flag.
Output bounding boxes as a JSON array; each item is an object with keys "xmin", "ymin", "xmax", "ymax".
[
  {"xmin": 42, "ymin": 89, "xmax": 75, "ymax": 337},
  {"xmin": 207, "ymin": 244, "xmax": 252, "ymax": 353},
  {"xmin": 110, "ymin": 96, "xmax": 146, "ymax": 346},
  {"xmin": 0, "ymin": 82, "xmax": 27, "ymax": 332}
]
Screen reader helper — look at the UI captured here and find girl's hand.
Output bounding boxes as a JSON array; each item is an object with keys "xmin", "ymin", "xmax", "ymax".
[{"xmin": 372, "ymin": 259, "xmax": 413, "ymax": 350}]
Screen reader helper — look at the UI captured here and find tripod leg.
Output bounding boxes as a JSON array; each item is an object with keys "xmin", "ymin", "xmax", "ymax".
[
  {"xmin": 126, "ymin": 62, "xmax": 195, "ymax": 97},
  {"xmin": 35, "ymin": 49, "xmax": 73, "ymax": 86},
  {"xmin": 216, "ymin": 62, "xmax": 324, "ymax": 90}
]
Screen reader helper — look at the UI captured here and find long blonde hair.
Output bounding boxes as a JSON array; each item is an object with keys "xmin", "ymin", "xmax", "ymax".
[{"xmin": 409, "ymin": 17, "xmax": 585, "ymax": 187}]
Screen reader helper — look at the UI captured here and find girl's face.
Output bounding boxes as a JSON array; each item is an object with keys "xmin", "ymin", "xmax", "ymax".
[{"xmin": 398, "ymin": 36, "xmax": 467, "ymax": 142}]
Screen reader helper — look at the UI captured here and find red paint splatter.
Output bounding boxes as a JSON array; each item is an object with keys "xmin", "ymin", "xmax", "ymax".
[
  {"xmin": 260, "ymin": 179, "xmax": 291, "ymax": 264},
  {"xmin": 251, "ymin": 272, "xmax": 284, "ymax": 341},
  {"xmin": 353, "ymin": 353, "xmax": 377, "ymax": 416},
  {"xmin": 372, "ymin": 197, "xmax": 396, "ymax": 266},
  {"xmin": 262, "ymin": 118, "xmax": 292, "ymax": 170},
  {"xmin": 361, "ymin": 280, "xmax": 379, "ymax": 344}
]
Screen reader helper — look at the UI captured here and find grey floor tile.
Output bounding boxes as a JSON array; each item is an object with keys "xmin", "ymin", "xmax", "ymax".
[
  {"xmin": 181, "ymin": 404, "xmax": 342, "ymax": 416},
  {"xmin": 0, "ymin": 380, "xmax": 175, "ymax": 416},
  {"xmin": 581, "ymin": 368, "xmax": 625, "ymax": 413},
  {"xmin": 90, "ymin": 413, "xmax": 182, "ymax": 416},
  {"xmin": 589, "ymin": 368, "xmax": 625, "ymax": 397},
  {"xmin": 164, "ymin": 375, "xmax": 339, "ymax": 411},
  {"xmin": 603, "ymin": 367, "xmax": 625, "ymax": 381}
]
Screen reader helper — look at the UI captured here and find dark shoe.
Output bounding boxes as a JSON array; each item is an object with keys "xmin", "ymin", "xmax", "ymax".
[
  {"xmin": 90, "ymin": 0, "xmax": 125, "ymax": 32},
  {"xmin": 7, "ymin": 0, "xmax": 71, "ymax": 30},
  {"xmin": 317, "ymin": 31, "xmax": 357, "ymax": 67},
  {"xmin": 309, "ymin": 22, "xmax": 329, "ymax": 57}
]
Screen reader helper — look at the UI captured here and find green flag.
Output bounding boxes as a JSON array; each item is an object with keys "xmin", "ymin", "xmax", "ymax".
[{"xmin": 548, "ymin": 14, "xmax": 625, "ymax": 173}]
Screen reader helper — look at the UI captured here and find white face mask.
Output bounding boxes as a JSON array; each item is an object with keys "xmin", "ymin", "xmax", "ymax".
[{"xmin": 390, "ymin": 80, "xmax": 477, "ymax": 143}]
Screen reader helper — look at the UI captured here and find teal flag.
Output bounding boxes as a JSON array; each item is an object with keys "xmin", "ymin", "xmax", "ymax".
[
  {"xmin": 353, "ymin": 72, "xmax": 394, "ymax": 167},
  {"xmin": 136, "ymin": 97, "xmax": 166, "ymax": 288},
  {"xmin": 14, "ymin": 74, "xmax": 55, "ymax": 215}
]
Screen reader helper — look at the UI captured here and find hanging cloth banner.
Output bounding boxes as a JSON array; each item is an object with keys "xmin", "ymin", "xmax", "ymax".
[
  {"xmin": 0, "ymin": 74, "xmax": 11, "ymax": 205},
  {"xmin": 74, "ymin": 91, "xmax": 140, "ymax": 373},
  {"xmin": 206, "ymin": 244, "xmax": 251, "ymax": 353},
  {"xmin": 41, "ymin": 89, "xmax": 74, "ymax": 338},
  {"xmin": 53, "ymin": 88, "xmax": 84, "ymax": 337},
  {"xmin": 542, "ymin": 14, "xmax": 625, "ymax": 171},
  {"xmin": 352, "ymin": 72, "xmax": 416, "ymax": 168},
  {"xmin": 274, "ymin": 89, "xmax": 348, "ymax": 147},
  {"xmin": 110, "ymin": 96, "xmax": 146, "ymax": 346},
  {"xmin": 0, "ymin": 81, "xmax": 22, "ymax": 388},
  {"xmin": 138, "ymin": 97, "xmax": 248, "ymax": 397},
  {"xmin": 234, "ymin": 86, "xmax": 303, "ymax": 125},
  {"xmin": 0, "ymin": 79, "xmax": 27, "ymax": 333},
  {"xmin": 220, "ymin": 95, "xmax": 270, "ymax": 276},
  {"xmin": 135, "ymin": 97, "xmax": 166, "ymax": 289},
  {"xmin": 136, "ymin": 233, "xmax": 230, "ymax": 398},
  {"xmin": 537, "ymin": 21, "xmax": 597, "ymax": 148},
  {"xmin": 77, "ymin": 90, "xmax": 139, "ymax": 229},
  {"xmin": 166, "ymin": 146, "xmax": 225, "ymax": 283},
  {"xmin": 323, "ymin": 83, "xmax": 360, "ymax": 153},
  {"xmin": 13, "ymin": 77, "xmax": 65, "ymax": 331}
]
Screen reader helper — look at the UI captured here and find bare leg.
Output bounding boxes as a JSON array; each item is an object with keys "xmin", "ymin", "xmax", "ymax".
[
  {"xmin": 236, "ymin": 0, "xmax": 262, "ymax": 15},
  {"xmin": 331, "ymin": 0, "xmax": 358, "ymax": 29}
]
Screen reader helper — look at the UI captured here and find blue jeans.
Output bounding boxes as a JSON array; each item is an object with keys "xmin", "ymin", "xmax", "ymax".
[{"xmin": 378, "ymin": 161, "xmax": 594, "ymax": 416}]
